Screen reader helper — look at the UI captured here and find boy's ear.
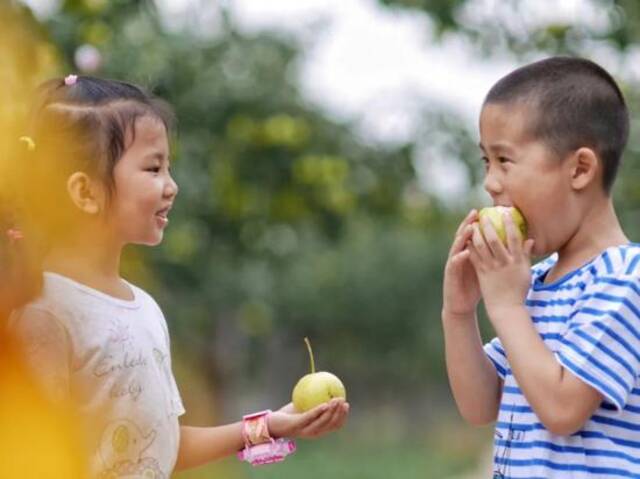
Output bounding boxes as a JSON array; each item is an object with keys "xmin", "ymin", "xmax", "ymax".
[
  {"xmin": 66, "ymin": 171, "xmax": 105, "ymax": 215},
  {"xmin": 569, "ymin": 147, "xmax": 599, "ymax": 191}
]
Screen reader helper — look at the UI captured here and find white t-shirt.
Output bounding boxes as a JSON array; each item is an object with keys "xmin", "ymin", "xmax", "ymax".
[{"xmin": 11, "ymin": 272, "xmax": 185, "ymax": 479}]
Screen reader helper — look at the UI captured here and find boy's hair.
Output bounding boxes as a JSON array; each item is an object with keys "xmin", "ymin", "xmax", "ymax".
[
  {"xmin": 21, "ymin": 76, "xmax": 174, "ymax": 241},
  {"xmin": 484, "ymin": 56, "xmax": 629, "ymax": 194}
]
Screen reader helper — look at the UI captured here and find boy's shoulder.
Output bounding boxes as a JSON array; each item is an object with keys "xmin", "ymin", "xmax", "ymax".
[
  {"xmin": 531, "ymin": 243, "xmax": 640, "ymax": 286},
  {"xmin": 587, "ymin": 243, "xmax": 640, "ymax": 279}
]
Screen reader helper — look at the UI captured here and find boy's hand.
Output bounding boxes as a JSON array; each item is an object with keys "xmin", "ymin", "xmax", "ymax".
[
  {"xmin": 468, "ymin": 210, "xmax": 534, "ymax": 321},
  {"xmin": 268, "ymin": 398, "xmax": 349, "ymax": 439},
  {"xmin": 443, "ymin": 209, "xmax": 481, "ymax": 318}
]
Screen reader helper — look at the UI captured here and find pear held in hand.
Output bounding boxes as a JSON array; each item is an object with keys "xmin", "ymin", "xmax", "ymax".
[
  {"xmin": 478, "ymin": 206, "xmax": 527, "ymax": 245},
  {"xmin": 292, "ymin": 337, "xmax": 346, "ymax": 412}
]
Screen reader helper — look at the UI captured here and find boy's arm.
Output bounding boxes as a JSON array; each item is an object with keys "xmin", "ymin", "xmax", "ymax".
[
  {"xmin": 468, "ymin": 215, "xmax": 605, "ymax": 435},
  {"xmin": 442, "ymin": 210, "xmax": 501, "ymax": 425},
  {"xmin": 443, "ymin": 310, "xmax": 502, "ymax": 425},
  {"xmin": 488, "ymin": 305, "xmax": 603, "ymax": 435},
  {"xmin": 175, "ymin": 399, "xmax": 348, "ymax": 471}
]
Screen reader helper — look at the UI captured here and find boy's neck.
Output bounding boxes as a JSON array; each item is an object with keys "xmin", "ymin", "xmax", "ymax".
[
  {"xmin": 547, "ymin": 198, "xmax": 628, "ymax": 283},
  {"xmin": 43, "ymin": 234, "xmax": 133, "ymax": 301}
]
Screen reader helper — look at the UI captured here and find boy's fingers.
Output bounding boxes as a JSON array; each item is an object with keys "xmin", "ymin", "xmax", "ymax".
[
  {"xmin": 503, "ymin": 212, "xmax": 522, "ymax": 256},
  {"xmin": 449, "ymin": 211, "xmax": 477, "ymax": 257},
  {"xmin": 455, "ymin": 209, "xmax": 477, "ymax": 237},
  {"xmin": 524, "ymin": 239, "xmax": 535, "ymax": 258},
  {"xmin": 479, "ymin": 216, "xmax": 507, "ymax": 261},
  {"xmin": 471, "ymin": 224, "xmax": 491, "ymax": 261},
  {"xmin": 450, "ymin": 249, "xmax": 471, "ymax": 267},
  {"xmin": 449, "ymin": 225, "xmax": 474, "ymax": 258},
  {"xmin": 467, "ymin": 241, "xmax": 481, "ymax": 270}
]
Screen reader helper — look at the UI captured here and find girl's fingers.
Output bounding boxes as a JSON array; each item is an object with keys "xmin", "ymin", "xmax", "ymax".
[
  {"xmin": 299, "ymin": 402, "xmax": 330, "ymax": 428},
  {"xmin": 302, "ymin": 399, "xmax": 348, "ymax": 437},
  {"xmin": 301, "ymin": 407, "xmax": 336, "ymax": 437}
]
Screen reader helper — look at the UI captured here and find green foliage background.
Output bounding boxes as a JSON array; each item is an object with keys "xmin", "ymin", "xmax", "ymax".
[{"xmin": 6, "ymin": 0, "xmax": 640, "ymax": 476}]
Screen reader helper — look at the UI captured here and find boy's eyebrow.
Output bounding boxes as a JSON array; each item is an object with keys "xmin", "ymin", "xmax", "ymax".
[{"xmin": 478, "ymin": 142, "xmax": 514, "ymax": 155}]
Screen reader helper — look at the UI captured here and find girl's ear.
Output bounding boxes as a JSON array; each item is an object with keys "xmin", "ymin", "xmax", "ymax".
[
  {"xmin": 66, "ymin": 172, "xmax": 105, "ymax": 215},
  {"xmin": 568, "ymin": 147, "xmax": 599, "ymax": 191}
]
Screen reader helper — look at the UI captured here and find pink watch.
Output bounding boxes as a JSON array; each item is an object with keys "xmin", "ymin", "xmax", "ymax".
[{"xmin": 237, "ymin": 410, "xmax": 296, "ymax": 466}]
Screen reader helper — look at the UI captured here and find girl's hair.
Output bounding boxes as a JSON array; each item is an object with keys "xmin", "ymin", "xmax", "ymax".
[
  {"xmin": 22, "ymin": 75, "xmax": 175, "ymax": 242},
  {"xmin": 0, "ymin": 200, "xmax": 41, "ymax": 319}
]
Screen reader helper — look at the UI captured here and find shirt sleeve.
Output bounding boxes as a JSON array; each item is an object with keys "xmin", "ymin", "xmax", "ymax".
[
  {"xmin": 151, "ymin": 298, "xmax": 186, "ymax": 417},
  {"xmin": 9, "ymin": 306, "xmax": 72, "ymax": 403},
  {"xmin": 555, "ymin": 275, "xmax": 640, "ymax": 412},
  {"xmin": 484, "ymin": 336, "xmax": 508, "ymax": 380}
]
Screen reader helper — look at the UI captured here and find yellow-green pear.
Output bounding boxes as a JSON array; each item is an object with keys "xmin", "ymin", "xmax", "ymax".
[
  {"xmin": 292, "ymin": 338, "xmax": 346, "ymax": 412},
  {"xmin": 478, "ymin": 206, "xmax": 527, "ymax": 245}
]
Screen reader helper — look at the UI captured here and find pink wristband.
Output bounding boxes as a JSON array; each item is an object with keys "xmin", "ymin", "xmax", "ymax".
[
  {"xmin": 238, "ymin": 410, "xmax": 296, "ymax": 466},
  {"xmin": 237, "ymin": 437, "xmax": 296, "ymax": 466}
]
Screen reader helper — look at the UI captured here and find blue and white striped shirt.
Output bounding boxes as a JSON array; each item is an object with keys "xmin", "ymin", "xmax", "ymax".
[{"xmin": 485, "ymin": 244, "xmax": 640, "ymax": 478}]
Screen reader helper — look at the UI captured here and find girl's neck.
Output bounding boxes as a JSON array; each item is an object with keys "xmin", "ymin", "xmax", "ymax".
[{"xmin": 43, "ymin": 234, "xmax": 133, "ymax": 301}]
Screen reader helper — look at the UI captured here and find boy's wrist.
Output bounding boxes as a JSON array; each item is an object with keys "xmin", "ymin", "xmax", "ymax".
[
  {"xmin": 485, "ymin": 303, "xmax": 528, "ymax": 330},
  {"xmin": 441, "ymin": 308, "xmax": 477, "ymax": 323}
]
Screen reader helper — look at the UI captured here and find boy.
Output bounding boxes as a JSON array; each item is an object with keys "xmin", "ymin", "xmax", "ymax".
[{"xmin": 442, "ymin": 56, "xmax": 640, "ymax": 478}]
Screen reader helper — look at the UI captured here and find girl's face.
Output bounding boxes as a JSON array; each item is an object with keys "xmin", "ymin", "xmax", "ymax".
[{"xmin": 107, "ymin": 115, "xmax": 178, "ymax": 246}]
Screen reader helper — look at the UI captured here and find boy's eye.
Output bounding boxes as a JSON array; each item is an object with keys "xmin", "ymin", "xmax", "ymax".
[
  {"xmin": 146, "ymin": 166, "xmax": 161, "ymax": 173},
  {"xmin": 498, "ymin": 156, "xmax": 511, "ymax": 164}
]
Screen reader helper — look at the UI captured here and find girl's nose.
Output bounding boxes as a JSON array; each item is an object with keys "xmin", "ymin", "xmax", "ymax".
[{"xmin": 165, "ymin": 174, "xmax": 179, "ymax": 198}]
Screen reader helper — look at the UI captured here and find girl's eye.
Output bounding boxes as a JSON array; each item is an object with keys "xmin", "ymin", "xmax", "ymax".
[
  {"xmin": 146, "ymin": 166, "xmax": 161, "ymax": 173},
  {"xmin": 498, "ymin": 157, "xmax": 511, "ymax": 164}
]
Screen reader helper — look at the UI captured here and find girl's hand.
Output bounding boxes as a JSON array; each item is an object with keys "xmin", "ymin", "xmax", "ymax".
[
  {"xmin": 468, "ymin": 210, "xmax": 534, "ymax": 322},
  {"xmin": 442, "ymin": 209, "xmax": 481, "ymax": 318},
  {"xmin": 268, "ymin": 398, "xmax": 349, "ymax": 439}
]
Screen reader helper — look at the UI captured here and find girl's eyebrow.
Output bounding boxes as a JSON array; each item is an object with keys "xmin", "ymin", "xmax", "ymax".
[{"xmin": 143, "ymin": 151, "xmax": 167, "ymax": 161}]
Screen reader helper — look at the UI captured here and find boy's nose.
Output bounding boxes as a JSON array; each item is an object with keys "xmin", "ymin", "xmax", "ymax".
[{"xmin": 483, "ymin": 170, "xmax": 503, "ymax": 197}]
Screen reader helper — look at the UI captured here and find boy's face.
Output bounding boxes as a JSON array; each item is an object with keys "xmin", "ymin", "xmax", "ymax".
[
  {"xmin": 108, "ymin": 115, "xmax": 179, "ymax": 246},
  {"xmin": 479, "ymin": 102, "xmax": 578, "ymax": 256}
]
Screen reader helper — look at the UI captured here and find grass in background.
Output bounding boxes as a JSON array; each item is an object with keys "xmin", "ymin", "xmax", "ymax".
[{"xmin": 174, "ymin": 422, "xmax": 490, "ymax": 479}]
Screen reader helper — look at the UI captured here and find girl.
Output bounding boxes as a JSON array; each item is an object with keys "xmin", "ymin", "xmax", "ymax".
[{"xmin": 11, "ymin": 75, "xmax": 349, "ymax": 478}]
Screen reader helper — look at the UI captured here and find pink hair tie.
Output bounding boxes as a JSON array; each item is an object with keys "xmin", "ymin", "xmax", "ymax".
[
  {"xmin": 64, "ymin": 74, "xmax": 78, "ymax": 86},
  {"xmin": 6, "ymin": 228, "xmax": 23, "ymax": 244}
]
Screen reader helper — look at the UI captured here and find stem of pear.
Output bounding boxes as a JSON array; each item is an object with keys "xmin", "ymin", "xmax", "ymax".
[{"xmin": 304, "ymin": 337, "xmax": 316, "ymax": 374}]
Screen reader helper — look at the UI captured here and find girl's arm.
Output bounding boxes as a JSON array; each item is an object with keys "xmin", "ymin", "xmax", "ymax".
[
  {"xmin": 10, "ymin": 306, "xmax": 71, "ymax": 403},
  {"xmin": 442, "ymin": 310, "xmax": 502, "ymax": 425},
  {"xmin": 174, "ymin": 398, "xmax": 348, "ymax": 471}
]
